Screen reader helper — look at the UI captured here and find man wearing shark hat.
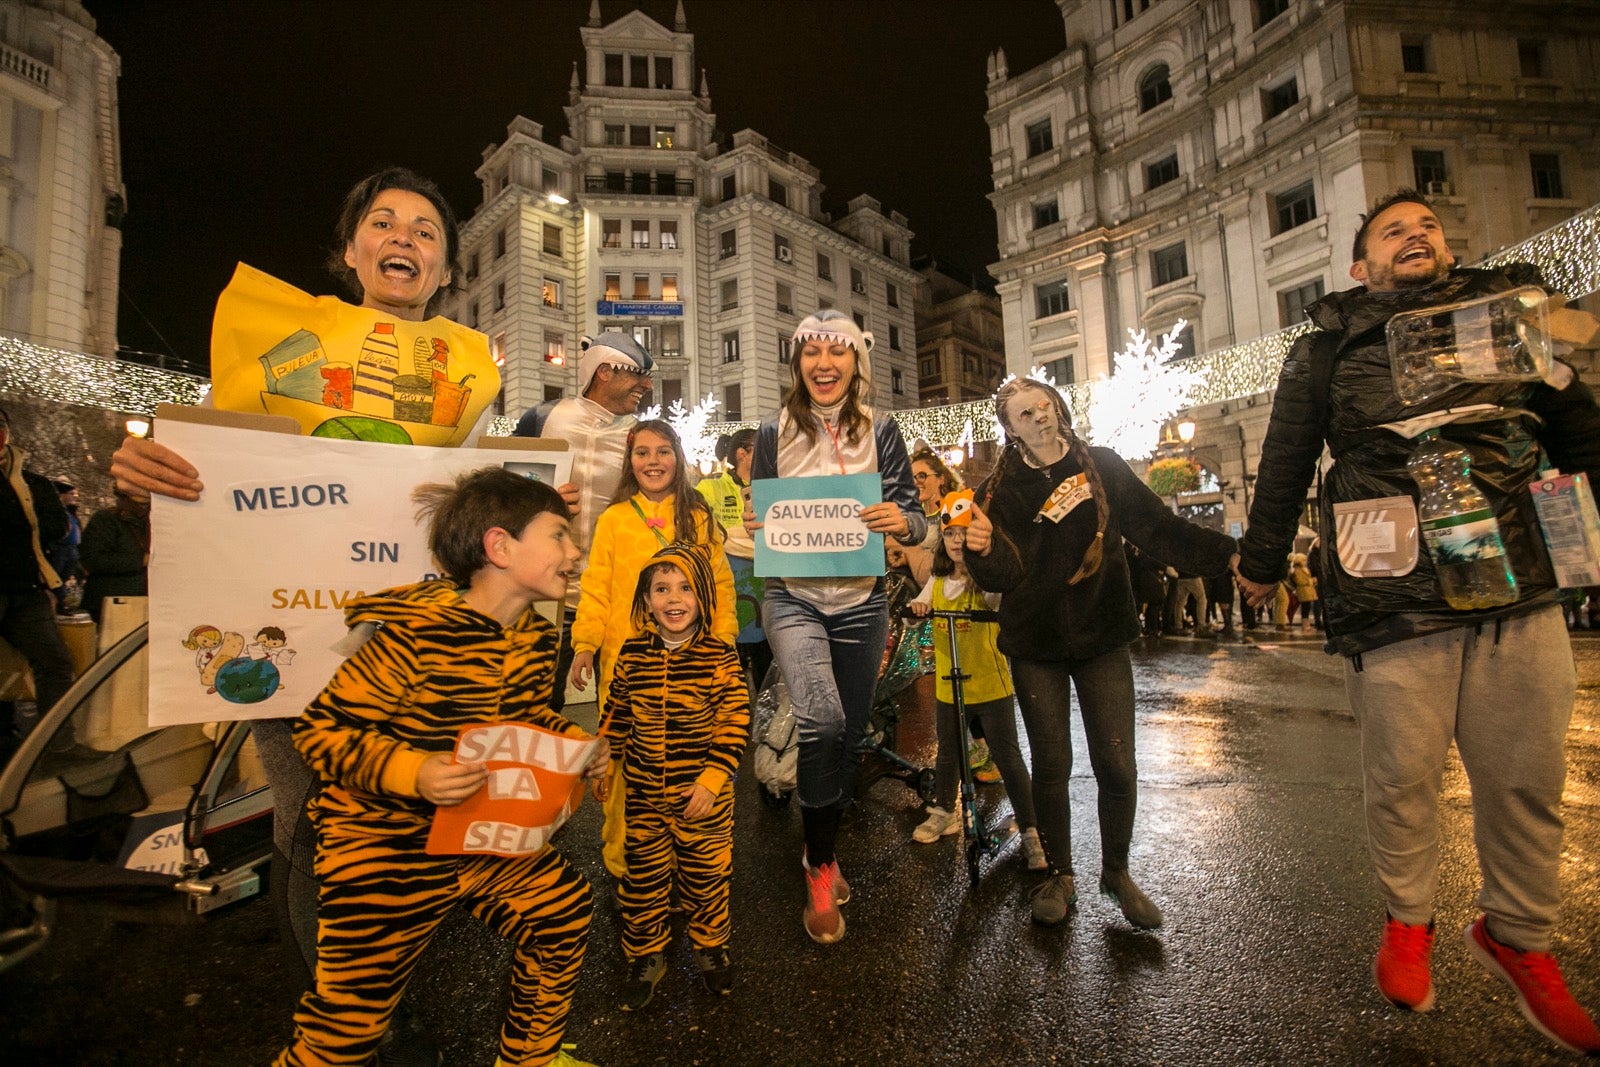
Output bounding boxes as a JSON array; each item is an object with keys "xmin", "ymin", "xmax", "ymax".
[{"xmin": 536, "ymin": 331, "xmax": 656, "ymax": 711}]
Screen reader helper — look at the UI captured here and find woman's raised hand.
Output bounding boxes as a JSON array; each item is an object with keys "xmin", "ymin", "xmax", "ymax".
[
  {"xmin": 111, "ymin": 437, "xmax": 204, "ymax": 502},
  {"xmin": 962, "ymin": 503, "xmax": 993, "ymax": 555}
]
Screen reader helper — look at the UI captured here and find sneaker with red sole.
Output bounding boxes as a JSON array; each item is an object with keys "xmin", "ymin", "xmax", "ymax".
[
  {"xmin": 803, "ymin": 861, "xmax": 845, "ymax": 944},
  {"xmin": 1374, "ymin": 915, "xmax": 1436, "ymax": 1012},
  {"xmin": 1465, "ymin": 915, "xmax": 1600, "ymax": 1055}
]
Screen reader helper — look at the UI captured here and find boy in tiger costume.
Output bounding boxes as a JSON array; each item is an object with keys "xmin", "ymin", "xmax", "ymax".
[
  {"xmin": 600, "ymin": 542, "xmax": 750, "ymax": 1010},
  {"xmin": 277, "ymin": 468, "xmax": 608, "ymax": 1067}
]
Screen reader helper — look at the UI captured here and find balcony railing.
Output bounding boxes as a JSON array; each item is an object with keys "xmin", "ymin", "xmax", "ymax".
[
  {"xmin": 584, "ymin": 175, "xmax": 696, "ymax": 197},
  {"xmin": 0, "ymin": 42, "xmax": 52, "ymax": 94}
]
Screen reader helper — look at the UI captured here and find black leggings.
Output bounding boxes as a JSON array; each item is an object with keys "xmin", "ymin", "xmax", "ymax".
[{"xmin": 1009, "ymin": 650, "xmax": 1139, "ymax": 877}]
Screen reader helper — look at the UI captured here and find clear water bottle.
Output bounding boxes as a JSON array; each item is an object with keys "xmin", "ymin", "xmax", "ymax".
[{"xmin": 1406, "ymin": 430, "xmax": 1518, "ymax": 610}]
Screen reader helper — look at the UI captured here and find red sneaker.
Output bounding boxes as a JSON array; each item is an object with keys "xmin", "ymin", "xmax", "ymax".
[
  {"xmin": 802, "ymin": 861, "xmax": 845, "ymax": 944},
  {"xmin": 1465, "ymin": 916, "xmax": 1600, "ymax": 1055},
  {"xmin": 1374, "ymin": 915, "xmax": 1436, "ymax": 1012}
]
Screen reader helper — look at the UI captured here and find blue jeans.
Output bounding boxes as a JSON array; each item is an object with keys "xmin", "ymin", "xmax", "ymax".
[
  {"xmin": 1010, "ymin": 649, "xmax": 1138, "ymax": 876},
  {"xmin": 763, "ymin": 584, "xmax": 888, "ymax": 810}
]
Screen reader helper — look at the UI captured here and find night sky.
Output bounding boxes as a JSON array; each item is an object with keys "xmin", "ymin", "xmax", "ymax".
[{"xmin": 86, "ymin": 0, "xmax": 1067, "ymax": 371}]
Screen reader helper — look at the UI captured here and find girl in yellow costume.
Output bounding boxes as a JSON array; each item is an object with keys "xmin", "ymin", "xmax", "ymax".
[{"xmin": 569, "ymin": 420, "xmax": 736, "ymax": 877}]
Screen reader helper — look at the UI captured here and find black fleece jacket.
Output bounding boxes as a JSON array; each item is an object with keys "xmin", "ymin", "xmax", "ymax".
[{"xmin": 967, "ymin": 444, "xmax": 1237, "ymax": 664}]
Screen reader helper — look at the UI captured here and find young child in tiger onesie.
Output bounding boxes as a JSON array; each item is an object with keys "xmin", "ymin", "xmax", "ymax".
[
  {"xmin": 599, "ymin": 541, "xmax": 750, "ymax": 1011},
  {"xmin": 275, "ymin": 468, "xmax": 609, "ymax": 1067}
]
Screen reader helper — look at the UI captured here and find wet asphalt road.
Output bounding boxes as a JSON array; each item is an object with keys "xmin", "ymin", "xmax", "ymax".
[{"xmin": 3, "ymin": 627, "xmax": 1598, "ymax": 1066}]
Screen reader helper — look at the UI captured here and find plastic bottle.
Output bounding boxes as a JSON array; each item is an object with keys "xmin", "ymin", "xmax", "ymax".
[{"xmin": 1406, "ymin": 429, "xmax": 1517, "ymax": 609}]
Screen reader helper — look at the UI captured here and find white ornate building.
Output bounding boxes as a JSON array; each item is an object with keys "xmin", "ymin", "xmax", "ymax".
[
  {"xmin": 984, "ymin": 0, "xmax": 1600, "ymax": 385},
  {"xmin": 446, "ymin": 1, "xmax": 920, "ymax": 423},
  {"xmin": 0, "ymin": 0, "xmax": 122, "ymax": 357}
]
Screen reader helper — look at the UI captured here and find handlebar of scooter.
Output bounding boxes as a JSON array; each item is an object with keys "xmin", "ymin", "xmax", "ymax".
[{"xmin": 901, "ymin": 607, "xmax": 999, "ymax": 623}]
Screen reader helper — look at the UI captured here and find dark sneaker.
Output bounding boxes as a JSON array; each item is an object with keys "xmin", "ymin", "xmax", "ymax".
[
  {"xmin": 694, "ymin": 946, "xmax": 734, "ymax": 996},
  {"xmin": 620, "ymin": 951, "xmax": 666, "ymax": 1012},
  {"xmin": 1099, "ymin": 869, "xmax": 1163, "ymax": 929},
  {"xmin": 1028, "ymin": 873, "xmax": 1076, "ymax": 926},
  {"xmin": 1374, "ymin": 916, "xmax": 1435, "ymax": 1012},
  {"xmin": 803, "ymin": 861, "xmax": 845, "ymax": 944},
  {"xmin": 1465, "ymin": 916, "xmax": 1600, "ymax": 1054}
]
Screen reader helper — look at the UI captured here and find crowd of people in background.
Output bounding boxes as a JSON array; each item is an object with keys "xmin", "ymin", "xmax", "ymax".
[{"xmin": 0, "ymin": 173, "xmax": 1577, "ymax": 1065}]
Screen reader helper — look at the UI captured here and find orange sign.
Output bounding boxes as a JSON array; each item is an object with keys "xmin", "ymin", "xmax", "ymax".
[{"xmin": 425, "ymin": 721, "xmax": 598, "ymax": 858}]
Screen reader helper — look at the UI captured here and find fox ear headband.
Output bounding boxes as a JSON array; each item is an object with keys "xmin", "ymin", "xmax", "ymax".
[{"xmin": 940, "ymin": 488, "xmax": 975, "ymax": 527}]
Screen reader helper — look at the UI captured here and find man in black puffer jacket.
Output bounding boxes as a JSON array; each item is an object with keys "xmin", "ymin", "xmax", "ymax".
[{"xmin": 1236, "ymin": 190, "xmax": 1600, "ymax": 1055}]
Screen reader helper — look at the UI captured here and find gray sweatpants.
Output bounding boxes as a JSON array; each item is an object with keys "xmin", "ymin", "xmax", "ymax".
[{"xmin": 1344, "ymin": 604, "xmax": 1575, "ymax": 951}]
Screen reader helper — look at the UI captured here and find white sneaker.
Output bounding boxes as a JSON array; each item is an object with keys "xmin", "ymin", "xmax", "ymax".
[
  {"xmin": 1020, "ymin": 827, "xmax": 1047, "ymax": 871},
  {"xmin": 912, "ymin": 806, "xmax": 960, "ymax": 843}
]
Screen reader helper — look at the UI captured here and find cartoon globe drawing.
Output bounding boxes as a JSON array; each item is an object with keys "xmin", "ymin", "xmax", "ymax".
[{"xmin": 214, "ymin": 656, "xmax": 281, "ymax": 705}]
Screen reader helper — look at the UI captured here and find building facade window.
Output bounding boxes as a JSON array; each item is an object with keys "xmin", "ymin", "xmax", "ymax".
[
  {"xmin": 661, "ymin": 274, "xmax": 678, "ymax": 301},
  {"xmin": 891, "ymin": 368, "xmax": 904, "ymax": 395},
  {"xmin": 1035, "ymin": 279, "xmax": 1070, "ymax": 319},
  {"xmin": 1138, "ymin": 65, "xmax": 1172, "ymax": 112},
  {"xmin": 778, "ymin": 335, "xmax": 793, "ymax": 364},
  {"xmin": 886, "ymin": 282, "xmax": 899, "ymax": 308},
  {"xmin": 657, "ymin": 323, "xmax": 681, "ymax": 359},
  {"xmin": 602, "ymin": 219, "xmax": 622, "ymax": 249},
  {"xmin": 850, "ymin": 266, "xmax": 866, "ymax": 295},
  {"xmin": 889, "ymin": 324, "xmax": 901, "ymax": 351},
  {"xmin": 721, "ymin": 279, "xmax": 738, "ymax": 311},
  {"xmin": 817, "ymin": 252, "xmax": 832, "ymax": 281},
  {"xmin": 723, "ymin": 384, "xmax": 742, "ymax": 421},
  {"xmin": 630, "ymin": 54, "xmax": 648, "ymax": 87},
  {"xmin": 1151, "ymin": 243, "xmax": 1188, "ymax": 287},
  {"xmin": 1272, "ymin": 181, "xmax": 1317, "ymax": 234},
  {"xmin": 1025, "ymin": 117, "xmax": 1053, "ymax": 158},
  {"xmin": 468, "ymin": 301, "xmax": 478, "ymax": 328},
  {"xmin": 722, "ymin": 331, "xmax": 740, "ymax": 363},
  {"xmin": 1413, "ymin": 149, "xmax": 1450, "ymax": 194},
  {"xmin": 1254, "ymin": 0, "xmax": 1289, "ymax": 27},
  {"xmin": 1401, "ymin": 35, "xmax": 1431, "ymax": 74},
  {"xmin": 542, "ymin": 277, "xmax": 561, "ymax": 308},
  {"xmin": 626, "ymin": 219, "xmax": 646, "ymax": 249},
  {"xmin": 774, "ymin": 233, "xmax": 792, "ymax": 263},
  {"xmin": 494, "ymin": 282, "xmax": 506, "ymax": 311},
  {"xmin": 543, "ymin": 223, "xmax": 562, "ymax": 257},
  {"xmin": 654, "ymin": 56, "xmax": 674, "ymax": 90},
  {"xmin": 1033, "ymin": 199, "xmax": 1060, "ymax": 228},
  {"xmin": 634, "ymin": 273, "xmax": 651, "ymax": 300},
  {"xmin": 1279, "ymin": 279, "xmax": 1326, "ymax": 327},
  {"xmin": 604, "ymin": 123, "xmax": 624, "ymax": 145},
  {"xmin": 1145, "ymin": 153, "xmax": 1179, "ymax": 190},
  {"xmin": 604, "ymin": 53, "xmax": 623, "ymax": 85},
  {"xmin": 719, "ymin": 229, "xmax": 737, "ymax": 258},
  {"xmin": 852, "ymin": 310, "xmax": 866, "ymax": 331},
  {"xmin": 1263, "ymin": 77, "xmax": 1299, "ymax": 119},
  {"xmin": 768, "ymin": 179, "xmax": 787, "ymax": 207},
  {"xmin": 1518, "ymin": 39, "xmax": 1549, "ymax": 78},
  {"xmin": 654, "ymin": 125, "xmax": 675, "ymax": 148},
  {"xmin": 721, "ymin": 174, "xmax": 736, "ymax": 202},
  {"xmin": 495, "ymin": 228, "xmax": 507, "ymax": 258},
  {"xmin": 1530, "ymin": 153, "xmax": 1565, "ymax": 199},
  {"xmin": 659, "ymin": 220, "xmax": 678, "ymax": 249},
  {"xmin": 544, "ymin": 330, "xmax": 565, "ymax": 364},
  {"xmin": 1045, "ymin": 355, "xmax": 1074, "ymax": 385},
  {"xmin": 775, "ymin": 281, "xmax": 793, "ymax": 315},
  {"xmin": 604, "ymin": 273, "xmax": 621, "ymax": 300}
]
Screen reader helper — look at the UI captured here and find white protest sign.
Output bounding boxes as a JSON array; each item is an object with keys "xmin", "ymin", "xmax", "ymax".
[{"xmin": 148, "ymin": 415, "xmax": 569, "ymax": 726}]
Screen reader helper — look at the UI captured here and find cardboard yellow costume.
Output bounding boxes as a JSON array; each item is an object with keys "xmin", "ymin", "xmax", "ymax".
[{"xmin": 209, "ymin": 264, "xmax": 499, "ymax": 447}]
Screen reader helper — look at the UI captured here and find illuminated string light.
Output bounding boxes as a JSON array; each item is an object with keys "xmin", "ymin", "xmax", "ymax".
[{"xmin": 6, "ymin": 204, "xmax": 1595, "ymax": 455}]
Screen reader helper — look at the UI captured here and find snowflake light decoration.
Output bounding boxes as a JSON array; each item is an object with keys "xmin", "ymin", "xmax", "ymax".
[
  {"xmin": 659, "ymin": 393, "xmax": 721, "ymax": 475},
  {"xmin": 1082, "ymin": 320, "xmax": 1198, "ymax": 460}
]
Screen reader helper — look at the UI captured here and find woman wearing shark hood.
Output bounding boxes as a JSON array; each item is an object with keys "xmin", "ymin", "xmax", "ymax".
[{"xmin": 746, "ymin": 309, "xmax": 927, "ymax": 945}]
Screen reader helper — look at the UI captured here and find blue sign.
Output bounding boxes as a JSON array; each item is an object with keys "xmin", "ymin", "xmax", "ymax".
[
  {"xmin": 595, "ymin": 301, "xmax": 683, "ymax": 317},
  {"xmin": 752, "ymin": 473, "xmax": 885, "ymax": 578}
]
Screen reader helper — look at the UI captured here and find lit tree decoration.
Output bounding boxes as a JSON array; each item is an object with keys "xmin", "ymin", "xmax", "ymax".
[
  {"xmin": 1083, "ymin": 319, "xmax": 1198, "ymax": 460},
  {"xmin": 659, "ymin": 392, "xmax": 721, "ymax": 475}
]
